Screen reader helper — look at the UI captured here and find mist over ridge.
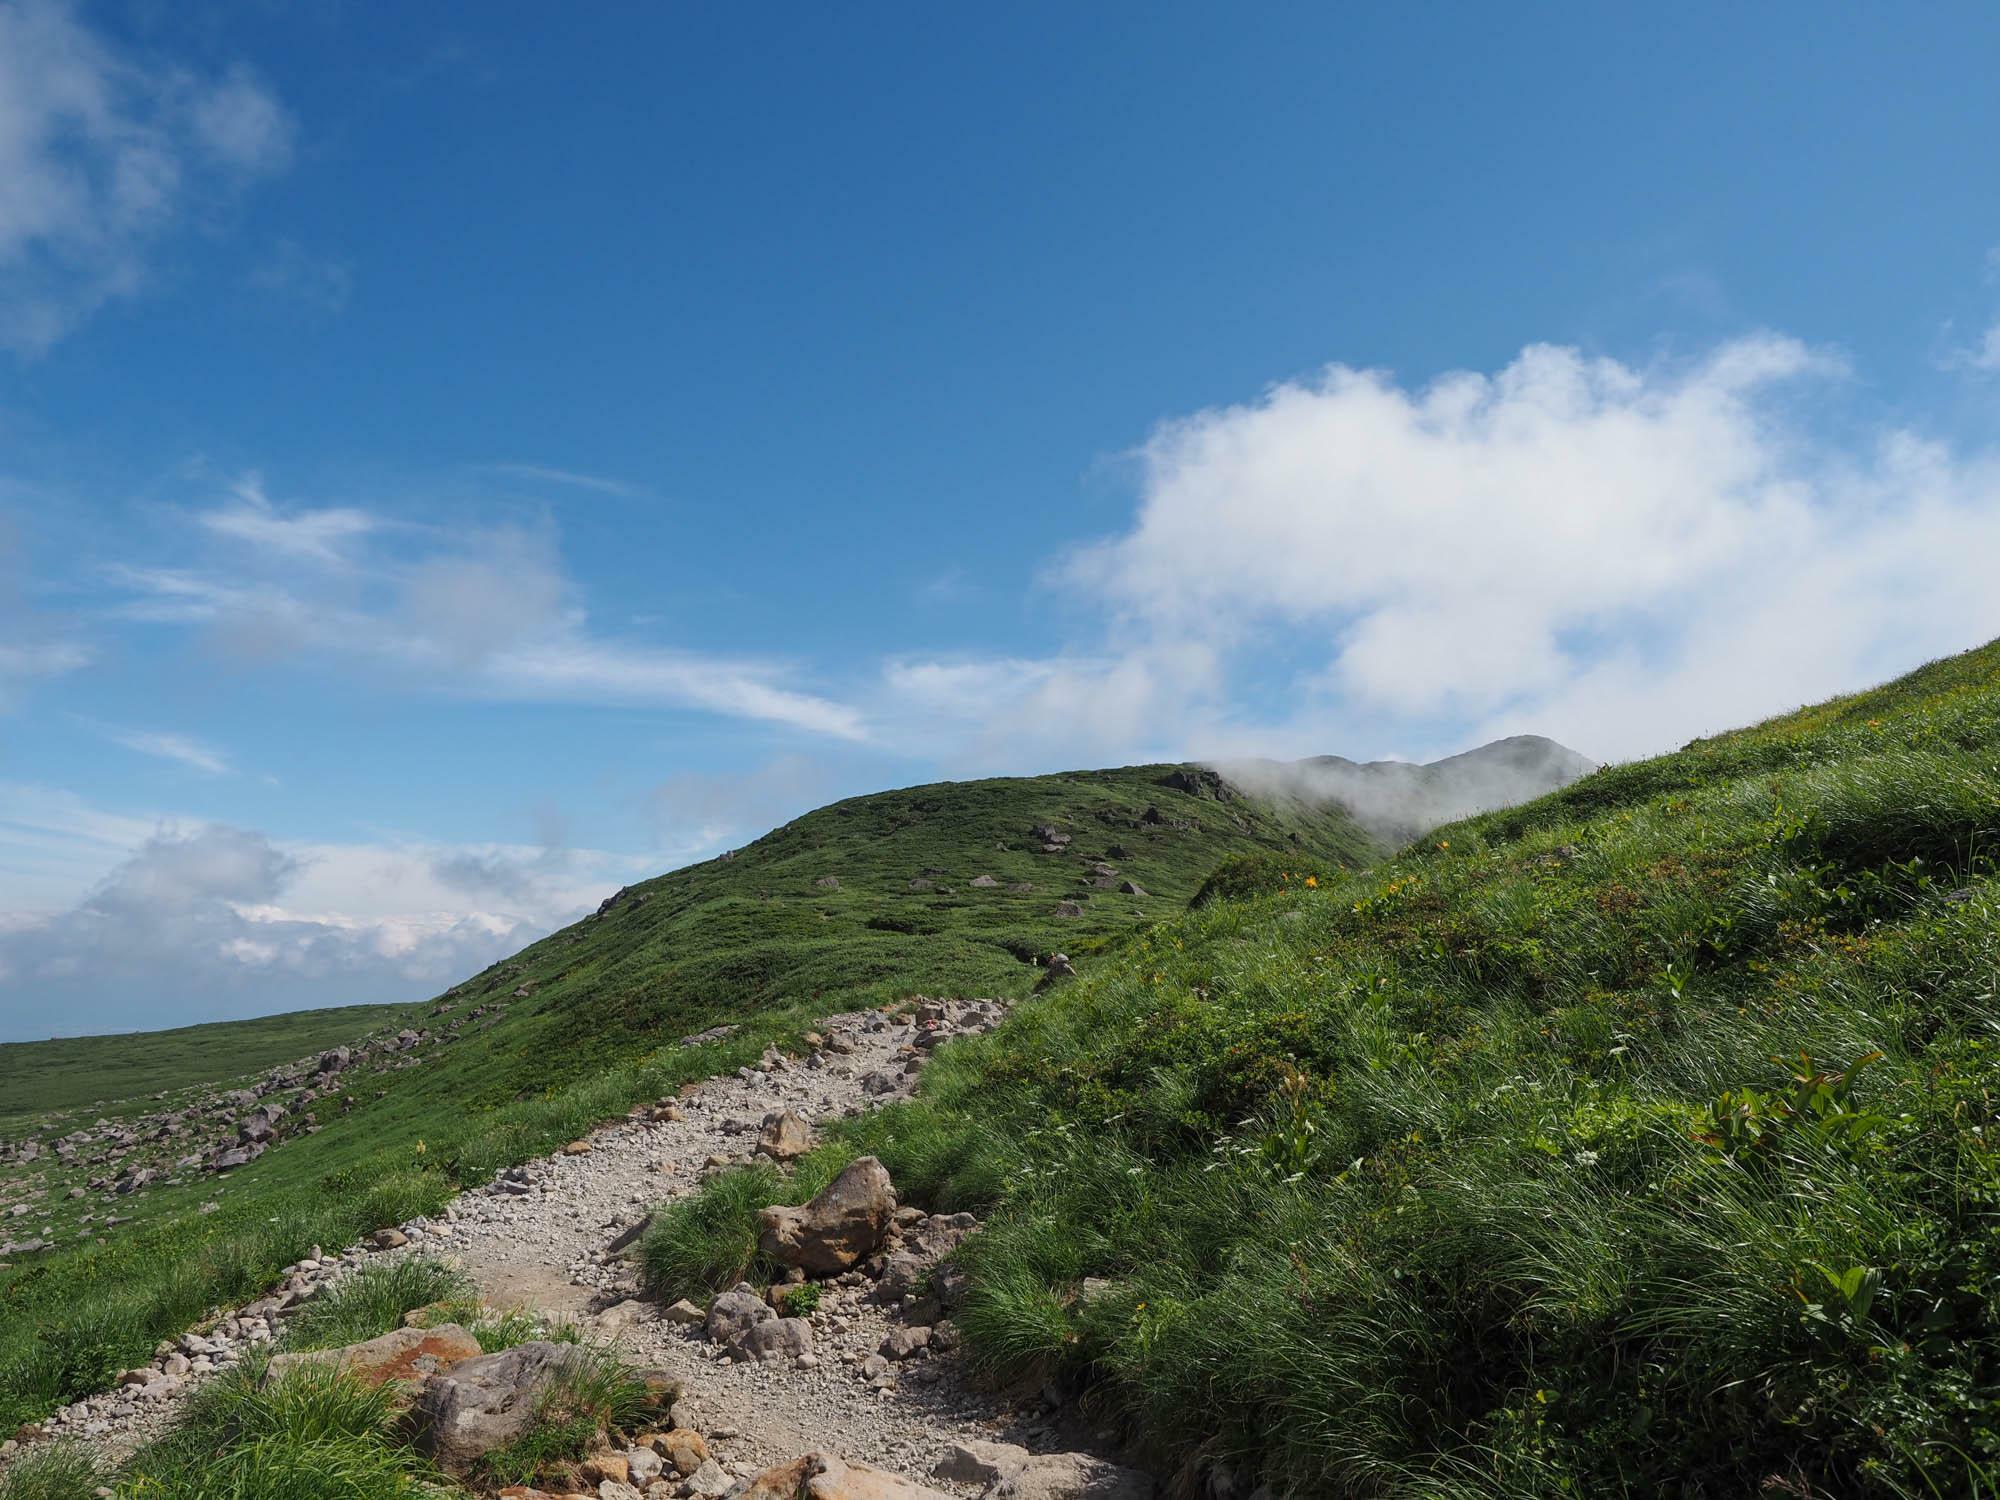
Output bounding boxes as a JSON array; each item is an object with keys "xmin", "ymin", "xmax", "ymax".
[{"xmin": 1210, "ymin": 734, "xmax": 1598, "ymax": 849}]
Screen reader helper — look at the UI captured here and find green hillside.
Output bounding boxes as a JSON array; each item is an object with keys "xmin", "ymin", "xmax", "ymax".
[
  {"xmin": 0, "ymin": 1006, "xmax": 410, "ymax": 1130},
  {"xmin": 703, "ymin": 639, "xmax": 2000, "ymax": 1497},
  {"xmin": 0, "ymin": 763, "xmax": 1378, "ymax": 1431}
]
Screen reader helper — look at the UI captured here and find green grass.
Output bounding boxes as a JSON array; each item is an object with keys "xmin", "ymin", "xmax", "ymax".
[
  {"xmin": 120, "ymin": 1361, "xmax": 448, "ymax": 1500},
  {"xmin": 648, "ymin": 640, "xmax": 2000, "ymax": 1497},
  {"xmin": 0, "ymin": 1005, "xmax": 408, "ymax": 1130},
  {"xmin": 0, "ymin": 762, "xmax": 1377, "ymax": 1433},
  {"xmin": 0, "ymin": 1442, "xmax": 104, "ymax": 1500},
  {"xmin": 475, "ymin": 1343, "xmax": 658, "ymax": 1489},
  {"xmin": 279, "ymin": 1259, "xmax": 473, "ymax": 1354},
  {"xmin": 108, "ymin": 1260, "xmax": 603, "ymax": 1499}
]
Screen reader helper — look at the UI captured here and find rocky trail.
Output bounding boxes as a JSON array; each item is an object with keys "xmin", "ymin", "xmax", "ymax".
[{"xmin": 4, "ymin": 999, "xmax": 1158, "ymax": 1499}]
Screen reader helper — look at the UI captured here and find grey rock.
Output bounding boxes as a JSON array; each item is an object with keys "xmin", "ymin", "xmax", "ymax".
[
  {"xmin": 407, "ymin": 1340, "xmax": 581, "ymax": 1475},
  {"xmin": 989, "ymin": 1453, "xmax": 1156, "ymax": 1499},
  {"xmin": 935, "ymin": 1440, "xmax": 1031, "ymax": 1486}
]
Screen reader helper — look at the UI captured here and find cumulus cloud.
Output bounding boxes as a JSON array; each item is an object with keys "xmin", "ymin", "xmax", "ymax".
[
  {"xmin": 890, "ymin": 335, "xmax": 2000, "ymax": 765},
  {"xmin": 108, "ymin": 481, "xmax": 868, "ymax": 740},
  {"xmin": 0, "ymin": 801, "xmax": 655, "ymax": 1038},
  {"xmin": 0, "ymin": 0, "xmax": 294, "ymax": 352}
]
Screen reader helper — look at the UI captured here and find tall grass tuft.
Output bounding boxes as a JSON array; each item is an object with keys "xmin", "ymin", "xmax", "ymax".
[{"xmin": 280, "ymin": 1259, "xmax": 472, "ymax": 1353}]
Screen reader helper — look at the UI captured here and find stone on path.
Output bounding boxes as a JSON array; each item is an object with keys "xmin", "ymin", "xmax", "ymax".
[
  {"xmin": 934, "ymin": 1440, "xmax": 1031, "ymax": 1486},
  {"xmin": 987, "ymin": 1452, "xmax": 1157, "ymax": 1499},
  {"xmin": 741, "ymin": 1450, "xmax": 951, "ymax": 1499},
  {"xmin": 756, "ymin": 1109, "xmax": 814, "ymax": 1162},
  {"xmin": 756, "ymin": 1156, "xmax": 896, "ymax": 1275}
]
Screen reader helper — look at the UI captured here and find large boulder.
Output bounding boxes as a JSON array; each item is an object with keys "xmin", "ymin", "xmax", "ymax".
[
  {"xmin": 738, "ymin": 1317, "xmax": 814, "ymax": 1363},
  {"xmin": 741, "ymin": 1452, "xmax": 950, "ymax": 1499},
  {"xmin": 259, "ymin": 1324, "xmax": 481, "ymax": 1390},
  {"xmin": 408, "ymin": 1340, "xmax": 582, "ymax": 1475},
  {"xmin": 757, "ymin": 1157, "xmax": 896, "ymax": 1275}
]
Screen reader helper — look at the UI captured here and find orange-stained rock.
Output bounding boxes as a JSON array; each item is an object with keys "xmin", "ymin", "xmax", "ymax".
[
  {"xmin": 259, "ymin": 1324, "xmax": 481, "ymax": 1390},
  {"xmin": 647, "ymin": 1426, "xmax": 709, "ymax": 1476},
  {"xmin": 581, "ymin": 1453, "xmax": 630, "ymax": 1485}
]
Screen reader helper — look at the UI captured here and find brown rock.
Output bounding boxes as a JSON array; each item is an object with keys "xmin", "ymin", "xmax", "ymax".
[
  {"xmin": 649, "ymin": 1427, "xmax": 709, "ymax": 1476},
  {"xmin": 756, "ymin": 1110, "xmax": 814, "ymax": 1163},
  {"xmin": 993, "ymin": 1452, "xmax": 1156, "ymax": 1498},
  {"xmin": 563, "ymin": 1140, "xmax": 593, "ymax": 1155},
  {"xmin": 756, "ymin": 1156, "xmax": 896, "ymax": 1275},
  {"xmin": 581, "ymin": 1454, "xmax": 630, "ymax": 1485},
  {"xmin": 934, "ymin": 1441, "xmax": 1030, "ymax": 1486},
  {"xmin": 260, "ymin": 1324, "xmax": 480, "ymax": 1390}
]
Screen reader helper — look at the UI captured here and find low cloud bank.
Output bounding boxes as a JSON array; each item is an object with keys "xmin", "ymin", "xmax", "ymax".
[
  {"xmin": 0, "ymin": 821, "xmax": 646, "ymax": 1040},
  {"xmin": 1216, "ymin": 734, "xmax": 1598, "ymax": 848}
]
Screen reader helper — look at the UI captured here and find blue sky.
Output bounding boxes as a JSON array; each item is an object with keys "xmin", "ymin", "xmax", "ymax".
[{"xmin": 5, "ymin": 1, "xmax": 2000, "ymax": 1039}]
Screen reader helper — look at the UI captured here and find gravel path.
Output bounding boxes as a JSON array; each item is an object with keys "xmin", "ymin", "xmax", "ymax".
[{"xmin": 7, "ymin": 1000, "xmax": 1116, "ymax": 1494}]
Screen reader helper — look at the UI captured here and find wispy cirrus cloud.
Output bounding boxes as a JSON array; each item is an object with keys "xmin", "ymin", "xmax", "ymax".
[
  {"xmin": 475, "ymin": 463, "xmax": 647, "ymax": 499},
  {"xmin": 107, "ymin": 477, "xmax": 868, "ymax": 741},
  {"xmin": 0, "ymin": 637, "xmax": 91, "ymax": 703},
  {"xmin": 104, "ymin": 726, "xmax": 232, "ymax": 775},
  {"xmin": 196, "ymin": 476, "xmax": 378, "ymax": 563},
  {"xmin": 0, "ymin": 0, "xmax": 295, "ymax": 353}
]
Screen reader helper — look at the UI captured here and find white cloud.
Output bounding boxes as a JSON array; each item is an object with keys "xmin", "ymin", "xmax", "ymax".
[
  {"xmin": 0, "ymin": 0, "xmax": 293, "ymax": 353},
  {"xmin": 106, "ymin": 726, "xmax": 232, "ymax": 775},
  {"xmin": 0, "ymin": 791, "xmax": 658, "ymax": 1037},
  {"xmin": 108, "ymin": 486, "xmax": 869, "ymax": 740},
  {"xmin": 1957, "ymin": 322, "xmax": 2000, "ymax": 374},
  {"xmin": 888, "ymin": 335, "xmax": 2000, "ymax": 766},
  {"xmin": 476, "ymin": 463, "xmax": 646, "ymax": 499},
  {"xmin": 0, "ymin": 637, "xmax": 90, "ymax": 704},
  {"xmin": 198, "ymin": 475, "xmax": 377, "ymax": 563},
  {"xmin": 187, "ymin": 64, "xmax": 293, "ymax": 174}
]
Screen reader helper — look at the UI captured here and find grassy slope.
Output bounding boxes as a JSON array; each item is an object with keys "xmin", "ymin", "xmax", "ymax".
[
  {"xmin": 0, "ymin": 1007, "xmax": 409, "ymax": 1131},
  {"xmin": 0, "ymin": 764, "xmax": 1376, "ymax": 1431},
  {"xmin": 652, "ymin": 641, "xmax": 2000, "ymax": 1499}
]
